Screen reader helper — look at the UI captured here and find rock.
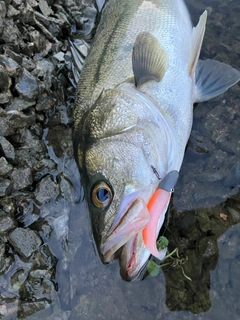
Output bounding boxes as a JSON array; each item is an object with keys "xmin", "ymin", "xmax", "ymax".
[
  {"xmin": 195, "ymin": 171, "xmax": 224, "ymax": 183},
  {"xmin": 0, "ymin": 157, "xmax": 13, "ymax": 175},
  {"xmin": 0, "ymin": 239, "xmax": 14, "ymax": 275},
  {"xmin": 34, "ymin": 175, "xmax": 59, "ymax": 204},
  {"xmin": 18, "ymin": 301, "xmax": 51, "ymax": 319},
  {"xmin": 22, "ymin": 57, "xmax": 35, "ymax": 71},
  {"xmin": 228, "ymin": 207, "xmax": 240, "ymax": 224},
  {"xmin": 11, "ymin": 269, "xmax": 27, "ymax": 291},
  {"xmin": 59, "ymin": 174, "xmax": 75, "ymax": 202},
  {"xmin": 0, "ymin": 1, "xmax": 6, "ymax": 18},
  {"xmin": 3, "ymin": 48, "xmax": 22, "ymax": 65},
  {"xmin": 31, "ymin": 244, "xmax": 57, "ymax": 270},
  {"xmin": 35, "ymin": 95, "xmax": 56, "ymax": 112},
  {"xmin": 0, "ymin": 55, "xmax": 21, "ymax": 77},
  {"xmin": 38, "ymin": 0, "xmax": 53, "ymax": 16},
  {"xmin": 11, "ymin": 168, "xmax": 33, "ymax": 190},
  {"xmin": 0, "ymin": 135, "xmax": 15, "ymax": 160},
  {"xmin": 52, "ymin": 213, "xmax": 69, "ymax": 239},
  {"xmin": 198, "ymin": 237, "xmax": 219, "ymax": 265},
  {"xmin": 0, "ymin": 110, "xmax": 36, "ymax": 136},
  {"xmin": 0, "ymin": 197, "xmax": 16, "ymax": 215},
  {"xmin": 9, "ymin": 227, "xmax": 42, "ymax": 259},
  {"xmin": 15, "ymin": 68, "xmax": 39, "ymax": 101},
  {"xmin": 0, "ymin": 214, "xmax": 16, "ymax": 233},
  {"xmin": 0, "ymin": 178, "xmax": 12, "ymax": 196},
  {"xmin": 0, "ymin": 64, "xmax": 11, "ymax": 92},
  {"xmin": 52, "ymin": 51, "xmax": 65, "ymax": 63},
  {"xmin": 0, "ymin": 91, "xmax": 12, "ymax": 104},
  {"xmin": 7, "ymin": 5, "xmax": 20, "ymax": 18},
  {"xmin": 5, "ymin": 97, "xmax": 35, "ymax": 112}
]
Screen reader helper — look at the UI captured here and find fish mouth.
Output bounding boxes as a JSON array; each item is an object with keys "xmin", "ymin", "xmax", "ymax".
[
  {"xmin": 100, "ymin": 193, "xmax": 150, "ymax": 263},
  {"xmin": 100, "ymin": 187, "xmax": 171, "ymax": 280}
]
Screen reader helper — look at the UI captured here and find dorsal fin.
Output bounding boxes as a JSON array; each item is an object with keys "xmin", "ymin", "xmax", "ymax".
[
  {"xmin": 189, "ymin": 10, "xmax": 207, "ymax": 77},
  {"xmin": 132, "ymin": 32, "xmax": 167, "ymax": 87}
]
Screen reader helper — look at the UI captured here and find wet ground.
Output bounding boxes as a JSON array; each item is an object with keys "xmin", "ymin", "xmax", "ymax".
[{"xmin": 0, "ymin": 0, "xmax": 240, "ymax": 319}]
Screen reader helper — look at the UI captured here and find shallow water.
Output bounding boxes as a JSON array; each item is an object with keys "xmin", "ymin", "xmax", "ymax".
[{"xmin": 1, "ymin": 0, "xmax": 240, "ymax": 319}]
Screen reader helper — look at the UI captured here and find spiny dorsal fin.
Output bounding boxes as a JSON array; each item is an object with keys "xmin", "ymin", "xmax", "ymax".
[
  {"xmin": 189, "ymin": 10, "xmax": 207, "ymax": 77},
  {"xmin": 132, "ymin": 32, "xmax": 167, "ymax": 87}
]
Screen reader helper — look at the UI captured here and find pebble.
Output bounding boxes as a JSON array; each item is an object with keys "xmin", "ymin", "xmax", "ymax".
[
  {"xmin": 0, "ymin": 135, "xmax": 15, "ymax": 160},
  {"xmin": 0, "ymin": 157, "xmax": 13, "ymax": 175},
  {"xmin": 0, "ymin": 178, "xmax": 12, "ymax": 197},
  {"xmin": 0, "ymin": 1, "xmax": 6, "ymax": 18},
  {"xmin": 0, "ymin": 55, "xmax": 21, "ymax": 77},
  {"xmin": 15, "ymin": 68, "xmax": 39, "ymax": 101},
  {"xmin": 11, "ymin": 167, "xmax": 33, "ymax": 190},
  {"xmin": 0, "ymin": 64, "xmax": 11, "ymax": 92},
  {"xmin": 0, "ymin": 214, "xmax": 16, "ymax": 233},
  {"xmin": 34, "ymin": 175, "xmax": 59, "ymax": 204},
  {"xmin": 9, "ymin": 228, "xmax": 42, "ymax": 259},
  {"xmin": 5, "ymin": 97, "xmax": 35, "ymax": 112}
]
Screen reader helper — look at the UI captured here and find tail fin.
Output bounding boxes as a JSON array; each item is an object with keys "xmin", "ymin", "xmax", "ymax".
[{"xmin": 194, "ymin": 59, "xmax": 240, "ymax": 103}]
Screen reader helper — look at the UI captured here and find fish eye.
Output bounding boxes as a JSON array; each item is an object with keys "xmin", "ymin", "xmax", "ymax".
[{"xmin": 91, "ymin": 182, "xmax": 113, "ymax": 209}]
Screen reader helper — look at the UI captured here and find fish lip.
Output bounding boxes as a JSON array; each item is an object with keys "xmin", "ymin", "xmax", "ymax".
[{"xmin": 119, "ymin": 233, "xmax": 149, "ymax": 281}]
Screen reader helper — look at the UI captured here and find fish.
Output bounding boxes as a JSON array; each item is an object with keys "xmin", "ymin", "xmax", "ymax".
[{"xmin": 73, "ymin": 0, "xmax": 240, "ymax": 281}]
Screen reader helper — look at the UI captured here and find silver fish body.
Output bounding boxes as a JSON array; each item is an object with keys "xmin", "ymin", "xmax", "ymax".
[{"xmin": 73, "ymin": 0, "xmax": 240, "ymax": 280}]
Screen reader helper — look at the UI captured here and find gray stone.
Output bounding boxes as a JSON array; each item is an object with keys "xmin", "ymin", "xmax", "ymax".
[
  {"xmin": 15, "ymin": 68, "xmax": 39, "ymax": 101},
  {"xmin": 11, "ymin": 269, "xmax": 27, "ymax": 290},
  {"xmin": 6, "ymin": 5, "xmax": 20, "ymax": 18},
  {"xmin": 5, "ymin": 97, "xmax": 35, "ymax": 112},
  {"xmin": 3, "ymin": 48, "xmax": 22, "ymax": 64},
  {"xmin": 34, "ymin": 175, "xmax": 59, "ymax": 204},
  {"xmin": 0, "ymin": 178, "xmax": 12, "ymax": 196},
  {"xmin": 31, "ymin": 244, "xmax": 57, "ymax": 270},
  {"xmin": 0, "ymin": 239, "xmax": 14, "ymax": 275},
  {"xmin": 22, "ymin": 57, "xmax": 35, "ymax": 71},
  {"xmin": 9, "ymin": 228, "xmax": 42, "ymax": 259},
  {"xmin": 0, "ymin": 197, "xmax": 16, "ymax": 215},
  {"xmin": 53, "ymin": 52, "xmax": 65, "ymax": 63},
  {"xmin": 38, "ymin": 0, "xmax": 52, "ymax": 16},
  {"xmin": 59, "ymin": 175, "xmax": 75, "ymax": 202},
  {"xmin": 0, "ymin": 214, "xmax": 16, "ymax": 233},
  {"xmin": 0, "ymin": 64, "xmax": 11, "ymax": 92},
  {"xmin": 0, "ymin": 55, "xmax": 21, "ymax": 77},
  {"xmin": 0, "ymin": 110, "xmax": 37, "ymax": 136},
  {"xmin": 198, "ymin": 237, "xmax": 219, "ymax": 261},
  {"xmin": 11, "ymin": 168, "xmax": 33, "ymax": 190},
  {"xmin": 35, "ymin": 95, "xmax": 56, "ymax": 111},
  {"xmin": 228, "ymin": 207, "xmax": 240, "ymax": 224},
  {"xmin": 0, "ymin": 157, "xmax": 13, "ymax": 175},
  {"xmin": 18, "ymin": 301, "xmax": 50, "ymax": 319},
  {"xmin": 0, "ymin": 91, "xmax": 12, "ymax": 104},
  {"xmin": 0, "ymin": 1, "xmax": 6, "ymax": 18},
  {"xmin": 0, "ymin": 136, "xmax": 15, "ymax": 160}
]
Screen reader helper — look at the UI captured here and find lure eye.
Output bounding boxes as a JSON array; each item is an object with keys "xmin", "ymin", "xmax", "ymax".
[{"xmin": 91, "ymin": 182, "xmax": 113, "ymax": 209}]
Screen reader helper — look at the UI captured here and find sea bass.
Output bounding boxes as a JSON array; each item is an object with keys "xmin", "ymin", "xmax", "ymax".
[{"xmin": 73, "ymin": 0, "xmax": 240, "ymax": 280}]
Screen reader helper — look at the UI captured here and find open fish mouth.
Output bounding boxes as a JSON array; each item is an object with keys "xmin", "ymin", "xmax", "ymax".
[
  {"xmin": 99, "ymin": 190, "xmax": 168, "ymax": 281},
  {"xmin": 100, "ymin": 192, "xmax": 150, "ymax": 263}
]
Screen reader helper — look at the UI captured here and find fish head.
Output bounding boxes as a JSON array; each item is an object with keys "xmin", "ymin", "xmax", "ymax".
[{"xmin": 74, "ymin": 85, "xmax": 168, "ymax": 280}]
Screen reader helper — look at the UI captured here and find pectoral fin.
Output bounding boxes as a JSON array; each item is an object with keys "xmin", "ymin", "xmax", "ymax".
[
  {"xmin": 132, "ymin": 32, "xmax": 167, "ymax": 87},
  {"xmin": 194, "ymin": 59, "xmax": 240, "ymax": 102},
  {"xmin": 189, "ymin": 10, "xmax": 207, "ymax": 77}
]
